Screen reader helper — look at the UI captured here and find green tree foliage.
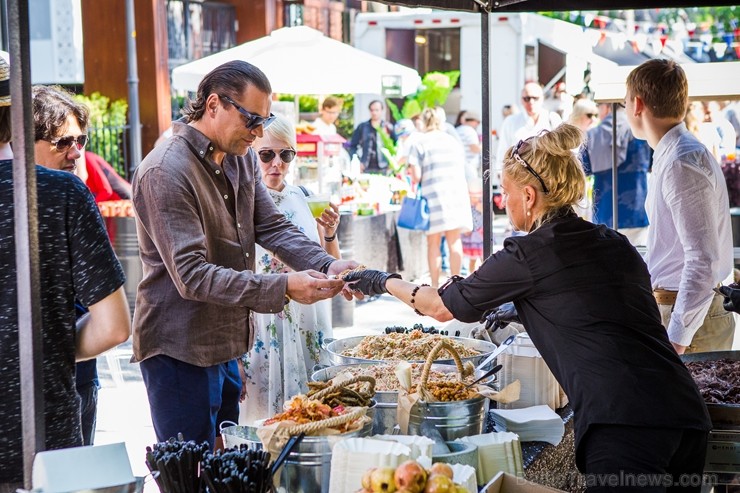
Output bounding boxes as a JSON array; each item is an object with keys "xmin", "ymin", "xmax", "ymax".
[
  {"xmin": 387, "ymin": 70, "xmax": 460, "ymax": 122},
  {"xmin": 541, "ymin": 8, "xmax": 739, "ymax": 41},
  {"xmin": 74, "ymin": 92, "xmax": 128, "ymax": 177}
]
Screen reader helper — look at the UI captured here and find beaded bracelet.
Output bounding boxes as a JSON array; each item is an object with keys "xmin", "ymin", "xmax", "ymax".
[{"xmin": 410, "ymin": 283, "xmax": 430, "ymax": 316}]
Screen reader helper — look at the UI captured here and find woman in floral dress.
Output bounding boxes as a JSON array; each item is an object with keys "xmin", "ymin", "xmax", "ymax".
[{"xmin": 239, "ymin": 115, "xmax": 340, "ymax": 424}]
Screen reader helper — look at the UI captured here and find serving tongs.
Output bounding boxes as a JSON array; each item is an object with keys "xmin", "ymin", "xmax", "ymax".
[
  {"xmin": 474, "ymin": 333, "xmax": 519, "ymax": 372},
  {"xmin": 465, "ymin": 364, "xmax": 503, "ymax": 388}
]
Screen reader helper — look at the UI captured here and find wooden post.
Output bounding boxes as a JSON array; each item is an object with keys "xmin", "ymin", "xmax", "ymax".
[{"xmin": 81, "ymin": 0, "xmax": 171, "ymax": 163}]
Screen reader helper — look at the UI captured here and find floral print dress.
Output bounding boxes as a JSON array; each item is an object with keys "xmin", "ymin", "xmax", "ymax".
[{"xmin": 239, "ymin": 184, "xmax": 332, "ymax": 425}]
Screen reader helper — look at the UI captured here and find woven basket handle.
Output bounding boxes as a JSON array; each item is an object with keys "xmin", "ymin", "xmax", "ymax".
[
  {"xmin": 284, "ymin": 406, "xmax": 367, "ymax": 435},
  {"xmin": 311, "ymin": 375, "xmax": 377, "ymax": 402},
  {"xmin": 418, "ymin": 340, "xmax": 464, "ymax": 393}
]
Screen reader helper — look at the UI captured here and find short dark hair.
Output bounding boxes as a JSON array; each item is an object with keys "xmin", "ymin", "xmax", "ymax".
[
  {"xmin": 0, "ymin": 106, "xmax": 10, "ymax": 143},
  {"xmin": 369, "ymin": 100, "xmax": 384, "ymax": 110},
  {"xmin": 32, "ymin": 85, "xmax": 89, "ymax": 142},
  {"xmin": 182, "ymin": 60, "xmax": 272, "ymax": 122}
]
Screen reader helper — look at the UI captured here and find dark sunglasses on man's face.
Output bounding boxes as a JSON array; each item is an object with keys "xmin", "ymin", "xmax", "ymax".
[
  {"xmin": 586, "ymin": 113, "xmax": 598, "ymax": 119},
  {"xmin": 50, "ymin": 134, "xmax": 88, "ymax": 152},
  {"xmin": 219, "ymin": 94, "xmax": 276, "ymax": 130},
  {"xmin": 258, "ymin": 148, "xmax": 296, "ymax": 164},
  {"xmin": 522, "ymin": 96, "xmax": 540, "ymax": 103}
]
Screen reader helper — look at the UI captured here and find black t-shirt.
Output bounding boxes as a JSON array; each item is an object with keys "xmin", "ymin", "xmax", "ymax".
[
  {"xmin": 440, "ymin": 211, "xmax": 711, "ymax": 464},
  {"xmin": 0, "ymin": 161, "xmax": 125, "ymax": 482}
]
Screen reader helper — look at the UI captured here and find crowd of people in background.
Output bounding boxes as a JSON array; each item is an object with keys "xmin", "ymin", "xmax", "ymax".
[{"xmin": 3, "ymin": 46, "xmax": 740, "ymax": 491}]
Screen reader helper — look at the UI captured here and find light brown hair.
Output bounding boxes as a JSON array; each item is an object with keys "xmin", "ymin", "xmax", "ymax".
[
  {"xmin": 626, "ymin": 59, "xmax": 688, "ymax": 120},
  {"xmin": 321, "ymin": 96, "xmax": 341, "ymax": 111}
]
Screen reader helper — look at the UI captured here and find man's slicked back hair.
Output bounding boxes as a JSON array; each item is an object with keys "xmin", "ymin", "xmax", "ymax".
[{"xmin": 181, "ymin": 60, "xmax": 272, "ymax": 122}]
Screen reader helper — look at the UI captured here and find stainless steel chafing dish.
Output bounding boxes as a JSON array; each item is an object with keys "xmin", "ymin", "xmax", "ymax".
[{"xmin": 321, "ymin": 335, "xmax": 497, "ymax": 367}]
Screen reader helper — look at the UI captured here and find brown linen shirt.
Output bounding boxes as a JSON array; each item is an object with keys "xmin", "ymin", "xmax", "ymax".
[{"xmin": 132, "ymin": 122, "xmax": 334, "ymax": 367}]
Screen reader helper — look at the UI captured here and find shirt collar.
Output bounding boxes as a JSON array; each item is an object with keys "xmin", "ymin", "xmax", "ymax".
[
  {"xmin": 172, "ymin": 120, "xmax": 217, "ymax": 160},
  {"xmin": 653, "ymin": 122, "xmax": 688, "ymax": 163}
]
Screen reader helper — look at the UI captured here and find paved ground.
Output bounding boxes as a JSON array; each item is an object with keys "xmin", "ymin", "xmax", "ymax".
[{"xmin": 93, "ymin": 282, "xmax": 740, "ymax": 481}]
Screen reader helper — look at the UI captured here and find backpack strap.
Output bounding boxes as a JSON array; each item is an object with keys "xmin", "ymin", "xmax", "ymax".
[{"xmin": 298, "ymin": 185, "xmax": 311, "ymax": 197}]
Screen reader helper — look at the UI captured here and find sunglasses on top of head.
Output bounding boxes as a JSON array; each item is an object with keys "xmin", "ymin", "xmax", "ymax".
[
  {"xmin": 219, "ymin": 94, "xmax": 276, "ymax": 130},
  {"xmin": 258, "ymin": 148, "xmax": 296, "ymax": 164},
  {"xmin": 512, "ymin": 138, "xmax": 550, "ymax": 195},
  {"xmin": 49, "ymin": 134, "xmax": 88, "ymax": 153}
]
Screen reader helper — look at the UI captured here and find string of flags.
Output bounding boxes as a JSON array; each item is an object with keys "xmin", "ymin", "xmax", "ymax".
[{"xmin": 564, "ymin": 12, "xmax": 740, "ymax": 60}]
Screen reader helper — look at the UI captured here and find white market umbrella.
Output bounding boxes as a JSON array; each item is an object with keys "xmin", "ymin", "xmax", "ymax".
[{"xmin": 171, "ymin": 26, "xmax": 421, "ymax": 96}]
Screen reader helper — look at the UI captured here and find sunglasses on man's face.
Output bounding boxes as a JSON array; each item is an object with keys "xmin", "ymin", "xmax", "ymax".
[
  {"xmin": 49, "ymin": 134, "xmax": 88, "ymax": 153},
  {"xmin": 219, "ymin": 95, "xmax": 276, "ymax": 131},
  {"xmin": 586, "ymin": 113, "xmax": 598, "ymax": 119},
  {"xmin": 258, "ymin": 148, "xmax": 296, "ymax": 164},
  {"xmin": 522, "ymin": 96, "xmax": 541, "ymax": 103}
]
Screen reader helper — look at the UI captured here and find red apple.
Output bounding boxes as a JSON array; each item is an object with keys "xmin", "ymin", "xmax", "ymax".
[
  {"xmin": 429, "ymin": 463, "xmax": 454, "ymax": 480},
  {"xmin": 394, "ymin": 460, "xmax": 428, "ymax": 493}
]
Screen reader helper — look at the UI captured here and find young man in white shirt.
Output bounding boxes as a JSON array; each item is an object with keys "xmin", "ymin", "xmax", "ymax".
[
  {"xmin": 494, "ymin": 82, "xmax": 562, "ymax": 187},
  {"xmin": 312, "ymin": 96, "xmax": 341, "ymax": 136},
  {"xmin": 625, "ymin": 59, "xmax": 735, "ymax": 354}
]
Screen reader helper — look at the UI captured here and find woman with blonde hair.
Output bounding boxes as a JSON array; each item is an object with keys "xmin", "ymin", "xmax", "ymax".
[
  {"xmin": 407, "ymin": 107, "xmax": 472, "ymax": 287},
  {"xmin": 568, "ymin": 98, "xmax": 599, "ymax": 132},
  {"xmin": 239, "ymin": 114, "xmax": 341, "ymax": 424},
  {"xmin": 347, "ymin": 124, "xmax": 711, "ymax": 491}
]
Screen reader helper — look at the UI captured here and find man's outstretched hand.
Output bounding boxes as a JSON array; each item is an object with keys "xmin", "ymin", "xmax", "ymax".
[{"xmin": 343, "ymin": 269, "xmax": 401, "ymax": 297}]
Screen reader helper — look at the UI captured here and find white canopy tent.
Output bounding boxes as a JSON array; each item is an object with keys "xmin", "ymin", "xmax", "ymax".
[
  {"xmin": 591, "ymin": 61, "xmax": 740, "ymax": 103},
  {"xmin": 171, "ymin": 26, "xmax": 421, "ymax": 96}
]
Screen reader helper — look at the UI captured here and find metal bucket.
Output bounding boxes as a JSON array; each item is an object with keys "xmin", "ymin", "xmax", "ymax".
[
  {"xmin": 220, "ymin": 421, "xmax": 262, "ymax": 450},
  {"xmin": 408, "ymin": 395, "xmax": 488, "ymax": 440},
  {"xmin": 107, "ymin": 216, "xmax": 142, "ymax": 317},
  {"xmin": 311, "ymin": 363, "xmax": 497, "ymax": 436},
  {"xmin": 220, "ymin": 409, "xmax": 374, "ymax": 493}
]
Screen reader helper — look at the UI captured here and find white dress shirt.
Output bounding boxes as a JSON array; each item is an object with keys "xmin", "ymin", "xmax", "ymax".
[
  {"xmin": 311, "ymin": 118, "xmax": 336, "ymax": 136},
  {"xmin": 494, "ymin": 111, "xmax": 562, "ymax": 173},
  {"xmin": 646, "ymin": 122, "xmax": 734, "ymax": 346}
]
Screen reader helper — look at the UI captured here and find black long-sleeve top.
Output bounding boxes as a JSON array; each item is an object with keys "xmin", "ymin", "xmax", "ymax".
[{"xmin": 440, "ymin": 211, "xmax": 711, "ymax": 467}]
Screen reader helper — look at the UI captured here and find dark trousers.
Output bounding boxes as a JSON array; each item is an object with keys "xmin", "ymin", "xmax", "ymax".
[
  {"xmin": 77, "ymin": 381, "xmax": 99, "ymax": 445},
  {"xmin": 140, "ymin": 355, "xmax": 241, "ymax": 448},
  {"xmin": 581, "ymin": 425, "xmax": 708, "ymax": 493}
]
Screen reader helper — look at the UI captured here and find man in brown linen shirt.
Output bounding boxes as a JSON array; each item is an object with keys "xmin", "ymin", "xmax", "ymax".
[{"xmin": 131, "ymin": 60, "xmax": 359, "ymax": 448}]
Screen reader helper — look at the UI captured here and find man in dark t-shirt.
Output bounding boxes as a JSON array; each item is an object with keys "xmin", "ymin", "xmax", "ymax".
[{"xmin": 0, "ymin": 73, "xmax": 131, "ymax": 486}]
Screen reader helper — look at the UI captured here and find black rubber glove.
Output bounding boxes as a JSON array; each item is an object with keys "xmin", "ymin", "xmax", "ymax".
[
  {"xmin": 718, "ymin": 283, "xmax": 740, "ymax": 314},
  {"xmin": 344, "ymin": 269, "xmax": 401, "ymax": 297},
  {"xmin": 480, "ymin": 302, "xmax": 520, "ymax": 332}
]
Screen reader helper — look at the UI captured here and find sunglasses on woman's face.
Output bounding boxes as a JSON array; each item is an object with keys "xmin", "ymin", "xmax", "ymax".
[
  {"xmin": 219, "ymin": 94, "xmax": 276, "ymax": 130},
  {"xmin": 49, "ymin": 134, "xmax": 88, "ymax": 152},
  {"xmin": 258, "ymin": 148, "xmax": 296, "ymax": 164}
]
